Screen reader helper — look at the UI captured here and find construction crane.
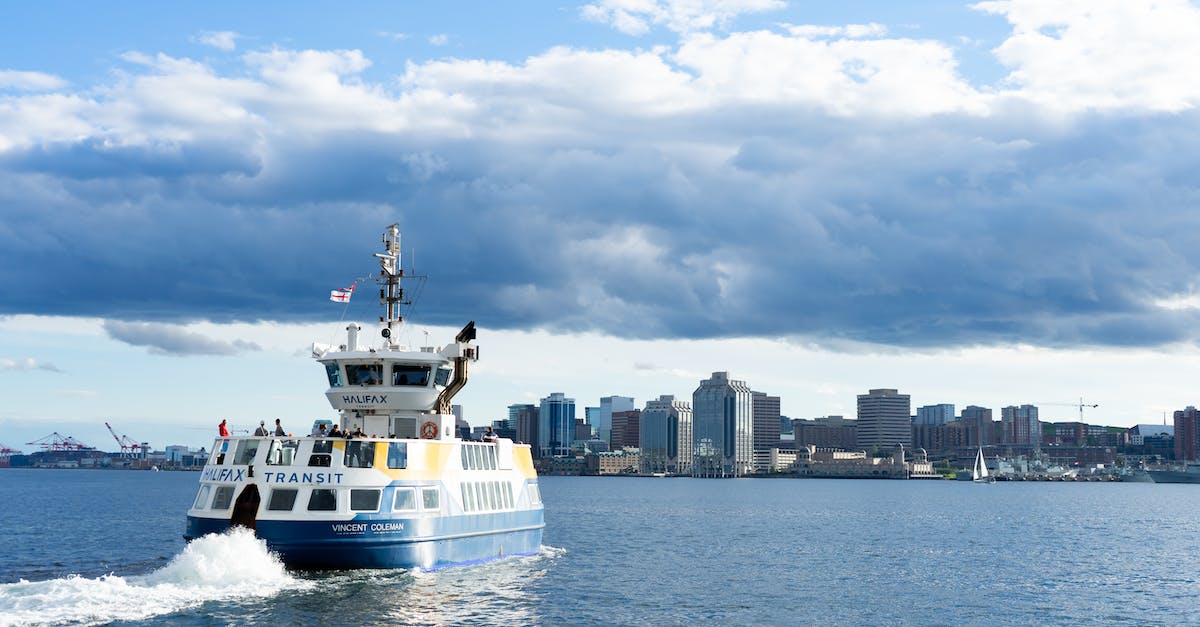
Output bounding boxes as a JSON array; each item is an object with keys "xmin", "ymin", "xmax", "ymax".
[{"xmin": 26, "ymin": 432, "xmax": 94, "ymax": 452}]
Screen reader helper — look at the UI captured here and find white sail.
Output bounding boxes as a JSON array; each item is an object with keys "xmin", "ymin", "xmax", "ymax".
[{"xmin": 973, "ymin": 447, "xmax": 989, "ymax": 480}]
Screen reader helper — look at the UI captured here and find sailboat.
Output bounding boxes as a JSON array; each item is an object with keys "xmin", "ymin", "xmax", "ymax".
[{"xmin": 972, "ymin": 447, "xmax": 994, "ymax": 484}]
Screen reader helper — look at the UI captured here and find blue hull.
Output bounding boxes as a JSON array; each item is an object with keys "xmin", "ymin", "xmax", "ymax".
[{"xmin": 185, "ymin": 511, "xmax": 544, "ymax": 570}]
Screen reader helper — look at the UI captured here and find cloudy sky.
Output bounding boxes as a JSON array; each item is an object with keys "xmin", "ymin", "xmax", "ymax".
[{"xmin": 4, "ymin": 0, "xmax": 1200, "ymax": 452}]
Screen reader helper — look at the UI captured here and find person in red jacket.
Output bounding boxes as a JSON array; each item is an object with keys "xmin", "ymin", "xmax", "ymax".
[{"xmin": 218, "ymin": 419, "xmax": 230, "ymax": 437}]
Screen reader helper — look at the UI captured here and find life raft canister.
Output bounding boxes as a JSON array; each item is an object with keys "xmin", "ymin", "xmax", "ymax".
[{"xmin": 420, "ymin": 421, "xmax": 439, "ymax": 439}]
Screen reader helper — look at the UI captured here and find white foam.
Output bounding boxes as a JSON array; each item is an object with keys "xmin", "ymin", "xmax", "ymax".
[{"xmin": 0, "ymin": 528, "xmax": 311, "ymax": 627}]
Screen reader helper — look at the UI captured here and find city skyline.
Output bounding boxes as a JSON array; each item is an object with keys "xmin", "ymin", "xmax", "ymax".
[{"xmin": 6, "ymin": 1, "xmax": 1200, "ymax": 450}]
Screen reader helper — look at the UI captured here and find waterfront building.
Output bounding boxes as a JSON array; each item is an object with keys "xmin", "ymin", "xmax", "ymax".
[
  {"xmin": 586, "ymin": 448, "xmax": 641, "ymax": 475},
  {"xmin": 792, "ymin": 416, "xmax": 857, "ymax": 450},
  {"xmin": 752, "ymin": 392, "xmax": 782, "ymax": 453},
  {"xmin": 692, "ymin": 372, "xmax": 754, "ymax": 477},
  {"xmin": 539, "ymin": 393, "xmax": 576, "ymax": 458},
  {"xmin": 960, "ymin": 405, "xmax": 994, "ymax": 447},
  {"xmin": 509, "ymin": 404, "xmax": 539, "ymax": 453},
  {"xmin": 856, "ymin": 389, "xmax": 912, "ymax": 450},
  {"xmin": 1001, "ymin": 405, "xmax": 1040, "ymax": 449},
  {"xmin": 611, "ymin": 410, "xmax": 641, "ymax": 449},
  {"xmin": 597, "ymin": 396, "xmax": 635, "ymax": 445},
  {"xmin": 1174, "ymin": 406, "xmax": 1200, "ymax": 461},
  {"xmin": 915, "ymin": 404, "xmax": 955, "ymax": 426},
  {"xmin": 640, "ymin": 395, "xmax": 693, "ymax": 474}
]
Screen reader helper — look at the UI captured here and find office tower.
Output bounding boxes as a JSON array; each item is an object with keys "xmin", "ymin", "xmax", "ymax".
[
  {"xmin": 640, "ymin": 395, "xmax": 693, "ymax": 474},
  {"xmin": 509, "ymin": 404, "xmax": 539, "ymax": 455},
  {"xmin": 915, "ymin": 404, "xmax": 955, "ymax": 426},
  {"xmin": 598, "ymin": 396, "xmax": 635, "ymax": 445},
  {"xmin": 584, "ymin": 406, "xmax": 600, "ymax": 439},
  {"xmin": 1001, "ymin": 405, "xmax": 1040, "ymax": 448},
  {"xmin": 692, "ymin": 372, "xmax": 753, "ymax": 477},
  {"xmin": 960, "ymin": 405, "xmax": 993, "ymax": 447},
  {"xmin": 1174, "ymin": 406, "xmax": 1200, "ymax": 461},
  {"xmin": 792, "ymin": 416, "xmax": 857, "ymax": 450},
  {"xmin": 752, "ymin": 391, "xmax": 781, "ymax": 452},
  {"xmin": 856, "ymin": 388, "xmax": 912, "ymax": 450},
  {"xmin": 611, "ymin": 410, "xmax": 641, "ymax": 449},
  {"xmin": 539, "ymin": 393, "xmax": 576, "ymax": 458}
]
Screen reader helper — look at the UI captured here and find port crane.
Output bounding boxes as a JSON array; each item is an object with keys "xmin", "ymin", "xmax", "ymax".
[
  {"xmin": 105, "ymin": 421, "xmax": 144, "ymax": 458},
  {"xmin": 0, "ymin": 443, "xmax": 21, "ymax": 455},
  {"xmin": 26, "ymin": 432, "xmax": 94, "ymax": 451}
]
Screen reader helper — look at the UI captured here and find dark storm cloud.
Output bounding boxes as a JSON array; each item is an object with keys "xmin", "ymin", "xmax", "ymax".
[{"xmin": 4, "ymin": 42, "xmax": 1200, "ymax": 350}]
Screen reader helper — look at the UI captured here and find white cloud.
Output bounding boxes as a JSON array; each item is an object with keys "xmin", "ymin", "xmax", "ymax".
[
  {"xmin": 0, "ymin": 70, "xmax": 68, "ymax": 91},
  {"xmin": 785, "ymin": 23, "xmax": 888, "ymax": 39},
  {"xmin": 378, "ymin": 31, "xmax": 410, "ymax": 41},
  {"xmin": 197, "ymin": 30, "xmax": 240, "ymax": 51},
  {"xmin": 582, "ymin": 0, "xmax": 785, "ymax": 35},
  {"xmin": 1, "ymin": 357, "xmax": 62, "ymax": 372},
  {"xmin": 428, "ymin": 34, "xmax": 449, "ymax": 46},
  {"xmin": 975, "ymin": 0, "xmax": 1200, "ymax": 111}
]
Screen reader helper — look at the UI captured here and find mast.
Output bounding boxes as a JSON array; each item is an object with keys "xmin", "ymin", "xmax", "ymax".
[{"xmin": 375, "ymin": 224, "xmax": 409, "ymax": 346}]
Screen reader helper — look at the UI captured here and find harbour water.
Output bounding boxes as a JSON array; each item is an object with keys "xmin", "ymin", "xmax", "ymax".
[{"xmin": 2, "ymin": 469, "xmax": 1198, "ymax": 625}]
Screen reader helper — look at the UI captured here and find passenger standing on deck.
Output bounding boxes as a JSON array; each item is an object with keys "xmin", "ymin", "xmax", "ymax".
[
  {"xmin": 254, "ymin": 421, "xmax": 269, "ymax": 436},
  {"xmin": 218, "ymin": 419, "xmax": 230, "ymax": 437},
  {"xmin": 482, "ymin": 427, "xmax": 497, "ymax": 442},
  {"xmin": 274, "ymin": 419, "xmax": 286, "ymax": 436}
]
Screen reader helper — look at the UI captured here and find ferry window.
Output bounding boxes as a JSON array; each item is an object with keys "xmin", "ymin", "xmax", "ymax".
[
  {"xmin": 213, "ymin": 439, "xmax": 231, "ymax": 465},
  {"xmin": 234, "ymin": 440, "xmax": 259, "ymax": 465},
  {"xmin": 460, "ymin": 446, "xmax": 469, "ymax": 470},
  {"xmin": 344, "ymin": 441, "xmax": 375, "ymax": 468},
  {"xmin": 488, "ymin": 447, "xmax": 497, "ymax": 470},
  {"xmin": 394, "ymin": 488, "xmax": 417, "ymax": 511},
  {"xmin": 463, "ymin": 484, "xmax": 474, "ymax": 512},
  {"xmin": 505, "ymin": 484, "xmax": 514, "ymax": 509},
  {"xmin": 268, "ymin": 489, "xmax": 298, "ymax": 511},
  {"xmin": 422, "ymin": 487, "xmax": 439, "ymax": 510},
  {"xmin": 325, "ymin": 363, "xmax": 343, "ymax": 388},
  {"xmin": 387, "ymin": 442, "xmax": 407, "ymax": 469},
  {"xmin": 308, "ymin": 489, "xmax": 337, "ymax": 511},
  {"xmin": 192, "ymin": 485, "xmax": 211, "ymax": 510},
  {"xmin": 351, "ymin": 489, "xmax": 381, "ymax": 512},
  {"xmin": 470, "ymin": 445, "xmax": 482, "ymax": 470},
  {"xmin": 475, "ymin": 483, "xmax": 487, "ymax": 511},
  {"xmin": 392, "ymin": 364, "xmax": 431, "ymax": 386},
  {"xmin": 266, "ymin": 440, "xmax": 295, "ymax": 466},
  {"xmin": 488, "ymin": 482, "xmax": 498, "ymax": 510},
  {"xmin": 308, "ymin": 454, "xmax": 331, "ymax": 467},
  {"xmin": 346, "ymin": 364, "xmax": 383, "ymax": 386},
  {"xmin": 528, "ymin": 483, "xmax": 541, "ymax": 505},
  {"xmin": 313, "ymin": 439, "xmax": 333, "ymax": 454},
  {"xmin": 434, "ymin": 367, "xmax": 451, "ymax": 386},
  {"xmin": 212, "ymin": 486, "xmax": 235, "ymax": 510}
]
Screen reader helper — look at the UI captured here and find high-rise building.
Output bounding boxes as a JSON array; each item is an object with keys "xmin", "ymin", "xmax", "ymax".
[
  {"xmin": 611, "ymin": 410, "xmax": 641, "ymax": 449},
  {"xmin": 597, "ymin": 396, "xmax": 635, "ymax": 445},
  {"xmin": 1174, "ymin": 406, "xmax": 1200, "ymax": 461},
  {"xmin": 692, "ymin": 372, "xmax": 753, "ymax": 477},
  {"xmin": 640, "ymin": 395, "xmax": 693, "ymax": 474},
  {"xmin": 915, "ymin": 404, "xmax": 955, "ymax": 425},
  {"xmin": 960, "ymin": 405, "xmax": 993, "ymax": 447},
  {"xmin": 1001, "ymin": 405, "xmax": 1040, "ymax": 448},
  {"xmin": 539, "ymin": 393, "xmax": 576, "ymax": 458},
  {"xmin": 752, "ymin": 391, "xmax": 781, "ymax": 452},
  {"xmin": 509, "ymin": 404, "xmax": 539, "ymax": 454},
  {"xmin": 856, "ymin": 388, "xmax": 912, "ymax": 450},
  {"xmin": 584, "ymin": 406, "xmax": 600, "ymax": 439}
]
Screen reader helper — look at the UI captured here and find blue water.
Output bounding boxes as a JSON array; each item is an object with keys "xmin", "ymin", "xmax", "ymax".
[{"xmin": 2, "ymin": 469, "xmax": 1199, "ymax": 625}]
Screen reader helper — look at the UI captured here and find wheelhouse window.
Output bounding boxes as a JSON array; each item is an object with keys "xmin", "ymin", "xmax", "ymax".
[
  {"xmin": 234, "ymin": 440, "xmax": 259, "ymax": 465},
  {"xmin": 387, "ymin": 442, "xmax": 407, "ymax": 469},
  {"xmin": 212, "ymin": 486, "xmax": 235, "ymax": 510},
  {"xmin": 192, "ymin": 485, "xmax": 211, "ymax": 510},
  {"xmin": 351, "ymin": 489, "xmax": 381, "ymax": 512},
  {"xmin": 308, "ymin": 489, "xmax": 337, "ymax": 511},
  {"xmin": 325, "ymin": 363, "xmax": 343, "ymax": 388},
  {"xmin": 268, "ymin": 489, "xmax": 298, "ymax": 511},
  {"xmin": 346, "ymin": 364, "xmax": 383, "ymax": 386},
  {"xmin": 422, "ymin": 487, "xmax": 440, "ymax": 511},
  {"xmin": 393, "ymin": 488, "xmax": 417, "ymax": 511},
  {"xmin": 392, "ymin": 364, "xmax": 431, "ymax": 386},
  {"xmin": 434, "ymin": 367, "xmax": 451, "ymax": 386},
  {"xmin": 344, "ymin": 441, "xmax": 375, "ymax": 468}
]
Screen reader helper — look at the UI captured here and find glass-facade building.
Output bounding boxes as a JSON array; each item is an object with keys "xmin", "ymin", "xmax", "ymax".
[
  {"xmin": 539, "ymin": 393, "xmax": 576, "ymax": 458},
  {"xmin": 597, "ymin": 396, "xmax": 634, "ymax": 445},
  {"xmin": 639, "ymin": 395, "xmax": 693, "ymax": 475},
  {"xmin": 692, "ymin": 372, "xmax": 753, "ymax": 477}
]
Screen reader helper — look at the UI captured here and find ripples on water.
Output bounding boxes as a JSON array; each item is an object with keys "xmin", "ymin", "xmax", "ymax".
[{"xmin": 2, "ymin": 470, "xmax": 1199, "ymax": 625}]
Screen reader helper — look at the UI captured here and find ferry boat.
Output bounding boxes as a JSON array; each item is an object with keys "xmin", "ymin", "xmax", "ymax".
[{"xmin": 184, "ymin": 224, "xmax": 545, "ymax": 569}]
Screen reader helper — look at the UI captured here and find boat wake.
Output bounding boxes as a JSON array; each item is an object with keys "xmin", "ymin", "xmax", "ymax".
[{"xmin": 0, "ymin": 528, "xmax": 311, "ymax": 627}]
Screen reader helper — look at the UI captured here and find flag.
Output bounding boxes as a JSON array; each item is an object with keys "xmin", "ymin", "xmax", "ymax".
[{"xmin": 330, "ymin": 283, "xmax": 356, "ymax": 303}]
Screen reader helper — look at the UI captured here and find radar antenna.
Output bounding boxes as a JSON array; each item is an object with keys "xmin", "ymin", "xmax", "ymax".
[{"xmin": 375, "ymin": 223, "xmax": 411, "ymax": 343}]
